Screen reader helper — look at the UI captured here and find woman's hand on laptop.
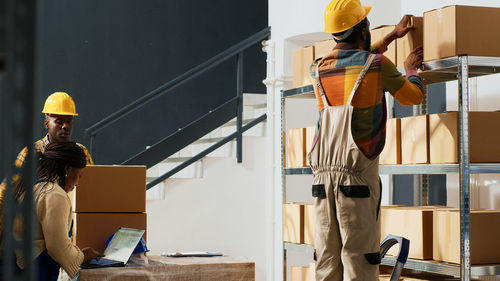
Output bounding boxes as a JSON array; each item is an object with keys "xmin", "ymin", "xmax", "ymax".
[{"xmin": 82, "ymin": 247, "xmax": 105, "ymax": 263}]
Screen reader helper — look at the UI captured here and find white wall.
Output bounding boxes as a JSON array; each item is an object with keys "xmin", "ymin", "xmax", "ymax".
[{"xmin": 147, "ymin": 137, "xmax": 268, "ymax": 281}]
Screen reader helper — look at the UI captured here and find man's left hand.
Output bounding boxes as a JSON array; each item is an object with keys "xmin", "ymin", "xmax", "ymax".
[{"xmin": 394, "ymin": 15, "xmax": 415, "ymax": 38}]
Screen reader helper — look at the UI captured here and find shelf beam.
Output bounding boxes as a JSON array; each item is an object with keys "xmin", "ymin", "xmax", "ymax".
[
  {"xmin": 382, "ymin": 256, "xmax": 500, "ymax": 277},
  {"xmin": 284, "ymin": 164, "xmax": 500, "ymax": 175},
  {"xmin": 285, "ymin": 243, "xmax": 500, "ymax": 278}
]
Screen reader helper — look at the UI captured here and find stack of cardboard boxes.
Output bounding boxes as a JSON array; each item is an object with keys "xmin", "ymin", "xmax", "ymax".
[
  {"xmin": 381, "ymin": 206, "xmax": 500, "ymax": 265},
  {"xmin": 71, "ymin": 165, "xmax": 147, "ymax": 253},
  {"xmin": 380, "ymin": 112, "xmax": 500, "ymax": 165}
]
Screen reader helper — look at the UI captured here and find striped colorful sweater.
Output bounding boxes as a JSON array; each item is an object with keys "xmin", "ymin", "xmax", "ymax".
[{"xmin": 310, "ymin": 41, "xmax": 423, "ymax": 160}]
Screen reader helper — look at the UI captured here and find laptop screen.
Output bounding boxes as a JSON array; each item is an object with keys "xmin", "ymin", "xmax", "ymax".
[{"xmin": 104, "ymin": 227, "xmax": 145, "ymax": 263}]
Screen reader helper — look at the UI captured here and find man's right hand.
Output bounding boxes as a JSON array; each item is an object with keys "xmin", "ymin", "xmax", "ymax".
[
  {"xmin": 82, "ymin": 247, "xmax": 105, "ymax": 263},
  {"xmin": 404, "ymin": 46, "xmax": 423, "ymax": 72}
]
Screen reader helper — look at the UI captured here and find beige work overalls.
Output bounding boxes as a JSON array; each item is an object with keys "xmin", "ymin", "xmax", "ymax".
[{"xmin": 308, "ymin": 54, "xmax": 381, "ymax": 281}]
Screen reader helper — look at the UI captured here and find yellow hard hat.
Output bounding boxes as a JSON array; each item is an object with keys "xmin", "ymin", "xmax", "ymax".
[
  {"xmin": 41, "ymin": 92, "xmax": 78, "ymax": 116},
  {"xmin": 324, "ymin": 0, "xmax": 371, "ymax": 34}
]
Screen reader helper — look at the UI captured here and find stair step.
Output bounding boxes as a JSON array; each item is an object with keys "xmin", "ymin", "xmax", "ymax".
[
  {"xmin": 221, "ymin": 117, "xmax": 265, "ymax": 128},
  {"xmin": 191, "ymin": 139, "xmax": 235, "ymax": 158},
  {"xmin": 147, "ymin": 160, "xmax": 203, "ymax": 179},
  {"xmin": 146, "ymin": 182, "xmax": 165, "ymax": 200},
  {"xmin": 243, "ymin": 93, "xmax": 266, "ymax": 106},
  {"xmin": 163, "ymin": 157, "xmax": 192, "ymax": 163},
  {"xmin": 194, "ymin": 137, "xmax": 225, "ymax": 144}
]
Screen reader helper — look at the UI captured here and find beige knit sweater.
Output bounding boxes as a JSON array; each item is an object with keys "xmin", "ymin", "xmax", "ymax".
[{"xmin": 28, "ymin": 181, "xmax": 84, "ymax": 277}]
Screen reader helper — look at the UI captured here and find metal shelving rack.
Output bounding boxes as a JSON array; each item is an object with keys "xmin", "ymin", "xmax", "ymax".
[{"xmin": 280, "ymin": 56, "xmax": 500, "ymax": 281}]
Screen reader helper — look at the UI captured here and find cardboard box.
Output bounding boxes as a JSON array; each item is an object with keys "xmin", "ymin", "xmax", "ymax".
[
  {"xmin": 305, "ymin": 126, "xmax": 316, "ymax": 166},
  {"xmin": 379, "ymin": 118, "xmax": 401, "ymax": 165},
  {"xmin": 433, "ymin": 209, "xmax": 500, "ymax": 264},
  {"xmin": 371, "ymin": 25, "xmax": 397, "ymax": 64},
  {"xmin": 74, "ymin": 212, "xmax": 147, "ymax": 253},
  {"xmin": 396, "ymin": 17, "xmax": 423, "ymax": 68},
  {"xmin": 380, "ymin": 206, "xmax": 449, "ymax": 259},
  {"xmin": 314, "ymin": 39, "xmax": 335, "ymax": 60},
  {"xmin": 73, "ymin": 165, "xmax": 146, "ymax": 213},
  {"xmin": 429, "ymin": 112, "xmax": 500, "ymax": 163},
  {"xmin": 303, "ymin": 204, "xmax": 315, "ymax": 245},
  {"xmin": 291, "ymin": 263, "xmax": 315, "ymax": 281},
  {"xmin": 424, "ymin": 5, "xmax": 500, "ymax": 61},
  {"xmin": 287, "ymin": 128, "xmax": 307, "ymax": 168},
  {"xmin": 401, "ymin": 115, "xmax": 429, "ymax": 164},
  {"xmin": 283, "ymin": 203, "xmax": 304, "ymax": 244},
  {"xmin": 293, "ymin": 46, "xmax": 315, "ymax": 88}
]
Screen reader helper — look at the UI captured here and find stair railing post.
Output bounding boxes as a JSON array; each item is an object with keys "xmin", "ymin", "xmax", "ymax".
[
  {"xmin": 236, "ymin": 52, "xmax": 244, "ymax": 163},
  {"xmin": 90, "ymin": 134, "xmax": 96, "ymax": 162}
]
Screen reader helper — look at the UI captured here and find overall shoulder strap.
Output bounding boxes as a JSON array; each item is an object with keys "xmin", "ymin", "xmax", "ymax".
[{"xmin": 346, "ymin": 53, "xmax": 375, "ymax": 106}]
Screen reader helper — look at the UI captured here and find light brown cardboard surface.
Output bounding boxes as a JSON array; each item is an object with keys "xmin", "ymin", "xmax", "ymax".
[
  {"xmin": 433, "ymin": 209, "xmax": 500, "ymax": 264},
  {"xmin": 74, "ymin": 212, "xmax": 147, "ymax": 253},
  {"xmin": 73, "ymin": 165, "xmax": 146, "ymax": 213},
  {"xmin": 287, "ymin": 128, "xmax": 307, "ymax": 168},
  {"xmin": 293, "ymin": 46, "xmax": 315, "ymax": 88},
  {"xmin": 291, "ymin": 263, "xmax": 315, "ymax": 281},
  {"xmin": 401, "ymin": 115, "xmax": 429, "ymax": 164},
  {"xmin": 283, "ymin": 203, "xmax": 304, "ymax": 244},
  {"xmin": 314, "ymin": 39, "xmax": 335, "ymax": 60},
  {"xmin": 379, "ymin": 118, "xmax": 401, "ymax": 165},
  {"xmin": 396, "ymin": 17, "xmax": 423, "ymax": 68},
  {"xmin": 429, "ymin": 112, "xmax": 500, "ymax": 163},
  {"xmin": 371, "ymin": 25, "xmax": 397, "ymax": 64},
  {"xmin": 424, "ymin": 5, "xmax": 500, "ymax": 61},
  {"xmin": 305, "ymin": 126, "xmax": 316, "ymax": 166},
  {"xmin": 380, "ymin": 206, "xmax": 450, "ymax": 259},
  {"xmin": 303, "ymin": 204, "xmax": 315, "ymax": 245}
]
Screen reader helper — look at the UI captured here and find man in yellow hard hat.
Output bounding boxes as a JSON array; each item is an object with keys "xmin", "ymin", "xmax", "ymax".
[
  {"xmin": 15, "ymin": 92, "xmax": 93, "ymax": 168},
  {"xmin": 308, "ymin": 1, "xmax": 424, "ymax": 280},
  {"xmin": 2, "ymin": 92, "xmax": 93, "ymax": 199}
]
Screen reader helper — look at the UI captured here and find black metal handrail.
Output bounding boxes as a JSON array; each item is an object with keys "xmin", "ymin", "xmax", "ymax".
[
  {"xmin": 85, "ymin": 27, "xmax": 271, "ymax": 151},
  {"xmin": 147, "ymin": 113, "xmax": 267, "ymax": 189},
  {"xmin": 121, "ymin": 96, "xmax": 239, "ymax": 167},
  {"xmin": 84, "ymin": 26, "xmax": 270, "ymax": 188}
]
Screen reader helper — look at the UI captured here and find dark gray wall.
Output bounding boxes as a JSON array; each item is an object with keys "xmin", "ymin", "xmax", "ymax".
[{"xmin": 32, "ymin": 0, "xmax": 268, "ymax": 164}]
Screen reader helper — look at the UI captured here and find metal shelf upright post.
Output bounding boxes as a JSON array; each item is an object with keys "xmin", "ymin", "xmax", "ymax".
[{"xmin": 457, "ymin": 55, "xmax": 471, "ymax": 281}]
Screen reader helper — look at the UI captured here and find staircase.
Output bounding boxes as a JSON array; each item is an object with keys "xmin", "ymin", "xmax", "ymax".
[{"xmin": 146, "ymin": 93, "xmax": 267, "ymax": 200}]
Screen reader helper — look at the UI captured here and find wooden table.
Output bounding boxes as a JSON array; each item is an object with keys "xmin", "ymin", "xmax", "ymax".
[{"xmin": 79, "ymin": 255, "xmax": 255, "ymax": 281}]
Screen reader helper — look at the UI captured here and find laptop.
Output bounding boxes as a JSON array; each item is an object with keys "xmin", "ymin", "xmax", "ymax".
[{"xmin": 81, "ymin": 227, "xmax": 145, "ymax": 269}]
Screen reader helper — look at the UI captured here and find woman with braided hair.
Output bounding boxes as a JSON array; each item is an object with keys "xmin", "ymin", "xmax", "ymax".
[{"xmin": 24, "ymin": 142, "xmax": 103, "ymax": 281}]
